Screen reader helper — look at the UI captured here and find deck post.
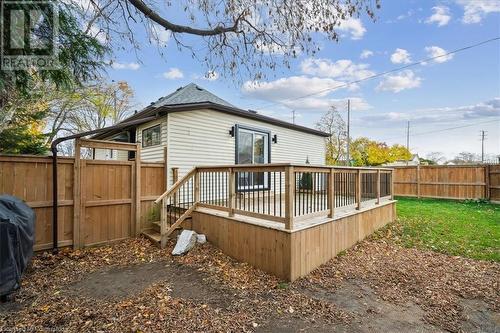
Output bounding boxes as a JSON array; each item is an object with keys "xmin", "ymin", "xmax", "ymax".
[
  {"xmin": 328, "ymin": 168, "xmax": 335, "ymax": 218},
  {"xmin": 356, "ymin": 169, "xmax": 361, "ymax": 210},
  {"xmin": 228, "ymin": 168, "xmax": 235, "ymax": 217},
  {"xmin": 194, "ymin": 169, "xmax": 200, "ymax": 203},
  {"xmin": 160, "ymin": 198, "xmax": 167, "ymax": 248},
  {"xmin": 285, "ymin": 165, "xmax": 295, "ymax": 230},
  {"xmin": 376, "ymin": 169, "xmax": 380, "ymax": 204}
]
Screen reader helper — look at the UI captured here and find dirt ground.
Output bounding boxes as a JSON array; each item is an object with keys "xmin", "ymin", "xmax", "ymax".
[{"xmin": 0, "ymin": 236, "xmax": 498, "ymax": 333}]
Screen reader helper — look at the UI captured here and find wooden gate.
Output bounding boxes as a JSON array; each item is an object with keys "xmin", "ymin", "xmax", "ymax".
[{"xmin": 73, "ymin": 139, "xmax": 141, "ymax": 248}]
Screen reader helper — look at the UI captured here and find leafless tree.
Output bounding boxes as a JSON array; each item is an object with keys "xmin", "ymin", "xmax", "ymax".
[
  {"xmin": 316, "ymin": 106, "xmax": 348, "ymax": 165},
  {"xmin": 72, "ymin": 0, "xmax": 380, "ymax": 80},
  {"xmin": 425, "ymin": 152, "xmax": 445, "ymax": 165}
]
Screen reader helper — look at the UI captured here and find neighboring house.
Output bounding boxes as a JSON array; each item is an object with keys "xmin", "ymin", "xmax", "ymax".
[
  {"xmin": 93, "ymin": 83, "xmax": 328, "ymax": 185},
  {"xmin": 384, "ymin": 154, "xmax": 420, "ymax": 167}
]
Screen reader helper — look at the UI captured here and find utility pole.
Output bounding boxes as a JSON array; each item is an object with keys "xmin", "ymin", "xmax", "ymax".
[
  {"xmin": 346, "ymin": 99, "xmax": 351, "ymax": 166},
  {"xmin": 480, "ymin": 130, "xmax": 487, "ymax": 163},
  {"xmin": 291, "ymin": 110, "xmax": 296, "ymax": 124},
  {"xmin": 406, "ymin": 121, "xmax": 410, "ymax": 166}
]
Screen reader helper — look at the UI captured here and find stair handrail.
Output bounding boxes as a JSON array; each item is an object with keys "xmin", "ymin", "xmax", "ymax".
[{"xmin": 154, "ymin": 168, "xmax": 197, "ymax": 204}]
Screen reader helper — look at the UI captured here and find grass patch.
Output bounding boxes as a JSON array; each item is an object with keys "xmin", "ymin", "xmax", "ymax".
[{"xmin": 385, "ymin": 197, "xmax": 499, "ymax": 261}]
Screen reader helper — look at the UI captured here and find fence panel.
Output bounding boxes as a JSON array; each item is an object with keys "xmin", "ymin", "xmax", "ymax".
[
  {"xmin": 393, "ymin": 165, "xmax": 494, "ymax": 200},
  {"xmin": 0, "ymin": 156, "xmax": 74, "ymax": 250},
  {"xmin": 0, "ymin": 154, "xmax": 166, "ymax": 250},
  {"xmin": 490, "ymin": 165, "xmax": 500, "ymax": 202}
]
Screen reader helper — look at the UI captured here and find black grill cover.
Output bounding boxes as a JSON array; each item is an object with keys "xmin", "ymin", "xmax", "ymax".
[{"xmin": 0, "ymin": 195, "xmax": 35, "ymax": 297}]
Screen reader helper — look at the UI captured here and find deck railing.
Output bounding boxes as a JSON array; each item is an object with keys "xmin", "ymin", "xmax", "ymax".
[
  {"xmin": 154, "ymin": 164, "xmax": 393, "ymax": 243},
  {"xmin": 192, "ymin": 164, "xmax": 393, "ymax": 230}
]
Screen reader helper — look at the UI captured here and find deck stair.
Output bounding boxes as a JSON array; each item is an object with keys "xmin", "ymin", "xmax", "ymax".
[{"xmin": 142, "ymin": 169, "xmax": 198, "ymax": 248}]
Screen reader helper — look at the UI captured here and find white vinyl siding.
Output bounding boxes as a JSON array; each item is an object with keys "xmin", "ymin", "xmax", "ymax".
[
  {"xmin": 167, "ymin": 109, "xmax": 325, "ymax": 184},
  {"xmin": 93, "ymin": 148, "xmax": 128, "ymax": 161},
  {"xmin": 136, "ymin": 118, "xmax": 168, "ymax": 162}
]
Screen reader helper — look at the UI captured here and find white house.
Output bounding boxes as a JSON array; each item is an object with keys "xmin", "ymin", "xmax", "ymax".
[{"xmin": 93, "ymin": 83, "xmax": 328, "ymax": 185}]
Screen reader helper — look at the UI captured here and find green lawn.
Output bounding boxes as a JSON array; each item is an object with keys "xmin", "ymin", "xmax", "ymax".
[{"xmin": 385, "ymin": 197, "xmax": 500, "ymax": 261}]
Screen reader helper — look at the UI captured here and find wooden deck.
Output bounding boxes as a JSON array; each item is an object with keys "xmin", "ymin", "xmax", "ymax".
[{"xmin": 150, "ymin": 163, "xmax": 395, "ymax": 281}]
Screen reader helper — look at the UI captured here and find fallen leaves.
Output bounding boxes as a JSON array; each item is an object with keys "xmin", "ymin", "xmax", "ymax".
[{"xmin": 0, "ymin": 235, "xmax": 498, "ymax": 333}]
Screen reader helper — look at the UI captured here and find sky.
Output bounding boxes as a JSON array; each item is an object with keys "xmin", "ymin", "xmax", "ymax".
[{"xmin": 104, "ymin": 0, "xmax": 500, "ymax": 161}]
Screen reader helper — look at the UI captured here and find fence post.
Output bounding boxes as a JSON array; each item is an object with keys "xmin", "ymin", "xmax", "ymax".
[
  {"xmin": 485, "ymin": 164, "xmax": 490, "ymax": 200},
  {"xmin": 376, "ymin": 169, "xmax": 380, "ymax": 204},
  {"xmin": 390, "ymin": 170, "xmax": 394, "ymax": 200},
  {"xmin": 328, "ymin": 168, "xmax": 335, "ymax": 218},
  {"xmin": 73, "ymin": 139, "xmax": 82, "ymax": 249},
  {"xmin": 356, "ymin": 169, "xmax": 361, "ymax": 210},
  {"xmin": 285, "ymin": 166, "xmax": 295, "ymax": 230},
  {"xmin": 416, "ymin": 165, "xmax": 421, "ymax": 198},
  {"xmin": 228, "ymin": 168, "xmax": 235, "ymax": 217},
  {"xmin": 135, "ymin": 143, "xmax": 141, "ymax": 236},
  {"xmin": 163, "ymin": 147, "xmax": 168, "ymax": 190}
]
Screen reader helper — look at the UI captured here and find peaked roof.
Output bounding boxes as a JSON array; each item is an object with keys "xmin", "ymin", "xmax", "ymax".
[
  {"xmin": 93, "ymin": 83, "xmax": 329, "ymax": 138},
  {"xmin": 153, "ymin": 83, "xmax": 235, "ymax": 108}
]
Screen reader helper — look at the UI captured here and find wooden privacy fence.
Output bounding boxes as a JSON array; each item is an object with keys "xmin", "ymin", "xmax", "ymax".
[
  {"xmin": 0, "ymin": 139, "xmax": 167, "ymax": 251},
  {"xmin": 393, "ymin": 164, "xmax": 500, "ymax": 201}
]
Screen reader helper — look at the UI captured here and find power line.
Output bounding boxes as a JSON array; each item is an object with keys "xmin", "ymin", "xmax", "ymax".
[
  {"xmin": 252, "ymin": 37, "xmax": 500, "ymax": 111},
  {"xmin": 381, "ymin": 118, "xmax": 500, "ymax": 142}
]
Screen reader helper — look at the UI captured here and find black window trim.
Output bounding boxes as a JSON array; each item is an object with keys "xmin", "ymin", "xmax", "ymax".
[
  {"xmin": 234, "ymin": 124, "xmax": 271, "ymax": 192},
  {"xmin": 141, "ymin": 124, "xmax": 161, "ymax": 148}
]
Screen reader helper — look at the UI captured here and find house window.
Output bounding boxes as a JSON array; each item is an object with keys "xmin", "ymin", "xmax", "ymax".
[
  {"xmin": 142, "ymin": 125, "xmax": 161, "ymax": 147},
  {"xmin": 235, "ymin": 125, "xmax": 270, "ymax": 190}
]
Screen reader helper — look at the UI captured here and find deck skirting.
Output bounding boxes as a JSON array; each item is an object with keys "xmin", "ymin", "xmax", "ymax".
[{"xmin": 188, "ymin": 200, "xmax": 397, "ymax": 281}]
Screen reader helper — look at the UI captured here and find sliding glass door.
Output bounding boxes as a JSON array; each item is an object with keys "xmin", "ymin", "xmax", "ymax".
[{"xmin": 236, "ymin": 126, "xmax": 270, "ymax": 190}]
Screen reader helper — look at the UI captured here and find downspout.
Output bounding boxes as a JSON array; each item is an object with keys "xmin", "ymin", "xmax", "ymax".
[{"xmin": 49, "ymin": 116, "xmax": 158, "ymax": 253}]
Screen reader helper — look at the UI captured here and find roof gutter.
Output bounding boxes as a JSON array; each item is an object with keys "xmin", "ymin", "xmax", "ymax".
[{"xmin": 49, "ymin": 116, "xmax": 157, "ymax": 253}]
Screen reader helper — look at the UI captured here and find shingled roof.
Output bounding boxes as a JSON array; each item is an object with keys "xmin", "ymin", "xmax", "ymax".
[
  {"xmin": 93, "ymin": 83, "xmax": 329, "ymax": 138},
  {"xmin": 154, "ymin": 83, "xmax": 234, "ymax": 108}
]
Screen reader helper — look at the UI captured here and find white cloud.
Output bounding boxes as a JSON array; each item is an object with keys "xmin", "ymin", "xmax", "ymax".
[
  {"xmin": 241, "ymin": 76, "xmax": 371, "ymax": 112},
  {"xmin": 360, "ymin": 50, "xmax": 374, "ymax": 59},
  {"xmin": 242, "ymin": 76, "xmax": 342, "ymax": 101},
  {"xmin": 426, "ymin": 6, "xmax": 451, "ymax": 26},
  {"xmin": 87, "ymin": 25, "xmax": 107, "ymax": 44},
  {"xmin": 111, "ymin": 61, "xmax": 140, "ymax": 70},
  {"xmin": 255, "ymin": 42, "xmax": 301, "ymax": 56},
  {"xmin": 150, "ymin": 24, "xmax": 170, "ymax": 47},
  {"xmin": 203, "ymin": 71, "xmax": 219, "ymax": 81},
  {"xmin": 300, "ymin": 58, "xmax": 374, "ymax": 81},
  {"xmin": 390, "ymin": 48, "xmax": 412, "ymax": 64},
  {"xmin": 162, "ymin": 68, "xmax": 184, "ymax": 79},
  {"xmin": 337, "ymin": 17, "xmax": 366, "ymax": 40},
  {"xmin": 376, "ymin": 70, "xmax": 422, "ymax": 93},
  {"xmin": 455, "ymin": 0, "xmax": 500, "ymax": 24},
  {"xmin": 361, "ymin": 98, "xmax": 500, "ymax": 124},
  {"xmin": 424, "ymin": 46, "xmax": 454, "ymax": 63}
]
